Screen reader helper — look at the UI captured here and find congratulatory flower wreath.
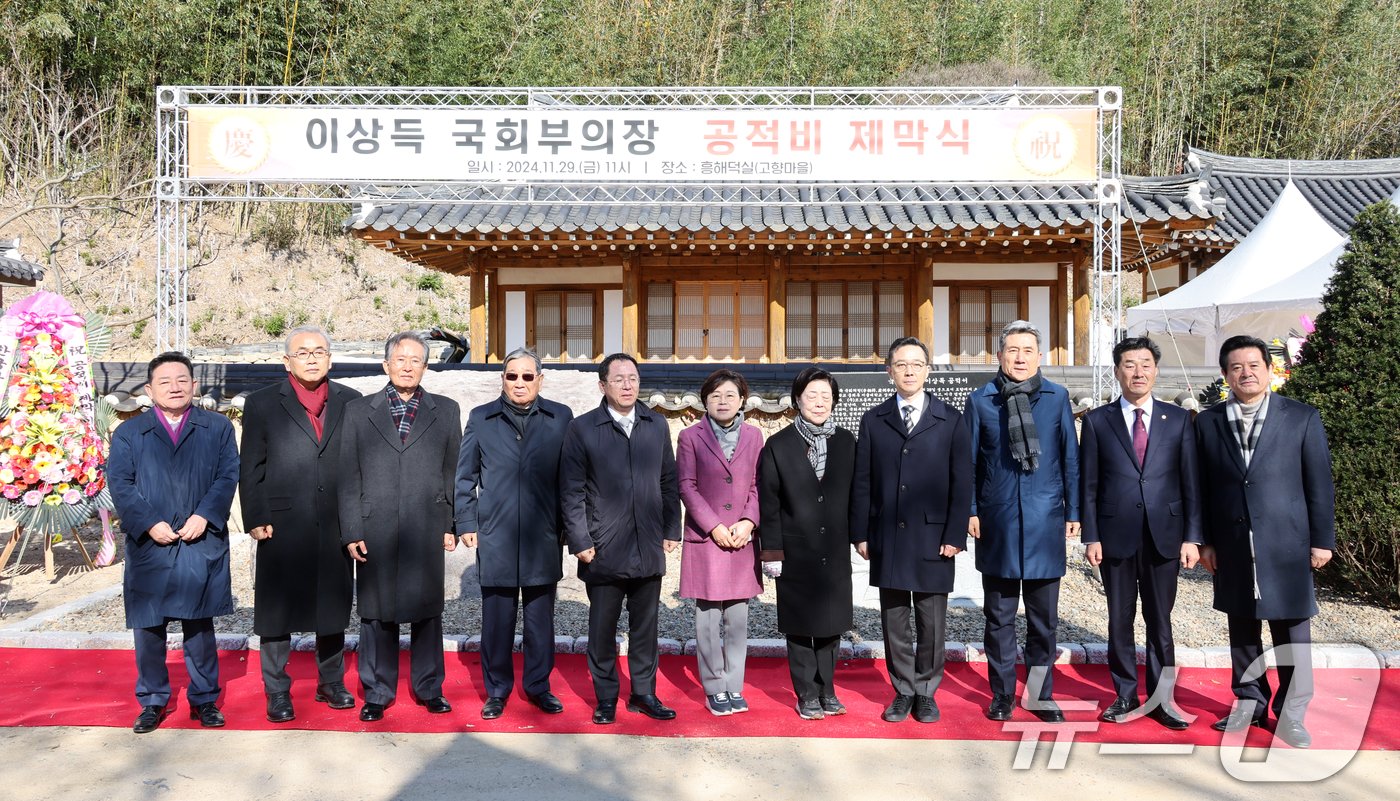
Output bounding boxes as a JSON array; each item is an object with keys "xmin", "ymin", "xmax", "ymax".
[{"xmin": 0, "ymin": 292, "xmax": 116, "ymax": 565}]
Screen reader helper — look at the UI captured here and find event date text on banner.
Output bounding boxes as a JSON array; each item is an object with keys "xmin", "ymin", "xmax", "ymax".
[{"xmin": 186, "ymin": 107, "xmax": 1099, "ymax": 184}]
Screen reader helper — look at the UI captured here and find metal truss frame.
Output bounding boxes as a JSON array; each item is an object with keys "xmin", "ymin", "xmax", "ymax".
[{"xmin": 155, "ymin": 85, "xmax": 1122, "ymax": 400}]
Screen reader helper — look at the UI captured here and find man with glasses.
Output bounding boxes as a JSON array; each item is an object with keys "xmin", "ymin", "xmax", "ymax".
[
  {"xmin": 240, "ymin": 326, "xmax": 361, "ymax": 723},
  {"xmin": 109, "ymin": 352, "xmax": 239, "ymax": 733},
  {"xmin": 455, "ymin": 348, "xmax": 574, "ymax": 720},
  {"xmin": 851, "ymin": 337, "xmax": 973, "ymax": 724},
  {"xmin": 339, "ymin": 332, "xmax": 461, "ymax": 722},
  {"xmin": 561, "ymin": 353, "xmax": 682, "ymax": 724}
]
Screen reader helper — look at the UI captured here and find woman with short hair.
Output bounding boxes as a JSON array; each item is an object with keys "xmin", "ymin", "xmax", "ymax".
[
  {"xmin": 677, "ymin": 369, "xmax": 763, "ymax": 716},
  {"xmin": 758, "ymin": 368, "xmax": 856, "ymax": 720}
]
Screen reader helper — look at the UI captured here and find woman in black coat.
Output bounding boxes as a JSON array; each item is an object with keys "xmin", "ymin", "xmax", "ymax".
[{"xmin": 758, "ymin": 368, "xmax": 856, "ymax": 720}]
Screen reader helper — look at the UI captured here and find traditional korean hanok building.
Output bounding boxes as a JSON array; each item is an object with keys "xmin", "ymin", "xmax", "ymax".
[
  {"xmin": 0, "ymin": 239, "xmax": 45, "ymax": 305},
  {"xmin": 346, "ymin": 176, "xmax": 1218, "ymax": 367}
]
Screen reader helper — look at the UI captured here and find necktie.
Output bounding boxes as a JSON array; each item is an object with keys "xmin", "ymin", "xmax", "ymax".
[
  {"xmin": 618, "ymin": 416, "xmax": 633, "ymax": 438},
  {"xmin": 902, "ymin": 403, "xmax": 915, "ymax": 433},
  {"xmin": 1133, "ymin": 407, "xmax": 1148, "ymax": 467}
]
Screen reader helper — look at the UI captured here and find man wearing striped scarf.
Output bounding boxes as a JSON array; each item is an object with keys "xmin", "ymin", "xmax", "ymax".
[{"xmin": 1196, "ymin": 335, "xmax": 1335, "ymax": 750}]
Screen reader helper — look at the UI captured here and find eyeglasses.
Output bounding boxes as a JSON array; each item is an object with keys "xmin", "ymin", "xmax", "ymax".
[
  {"xmin": 504, "ymin": 372, "xmax": 537, "ymax": 382},
  {"xmin": 289, "ymin": 348, "xmax": 330, "ymax": 361},
  {"xmin": 389, "ymin": 356, "xmax": 425, "ymax": 367},
  {"xmin": 707, "ymin": 391, "xmax": 741, "ymax": 402},
  {"xmin": 891, "ymin": 361, "xmax": 928, "ymax": 372},
  {"xmin": 607, "ymin": 376, "xmax": 639, "ymax": 387}
]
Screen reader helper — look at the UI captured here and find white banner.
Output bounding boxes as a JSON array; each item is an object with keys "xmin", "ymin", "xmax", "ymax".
[{"xmin": 188, "ymin": 106, "xmax": 1099, "ymax": 184}]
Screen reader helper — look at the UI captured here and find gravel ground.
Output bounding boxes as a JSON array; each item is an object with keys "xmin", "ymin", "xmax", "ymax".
[{"xmin": 12, "ymin": 530, "xmax": 1400, "ymax": 651}]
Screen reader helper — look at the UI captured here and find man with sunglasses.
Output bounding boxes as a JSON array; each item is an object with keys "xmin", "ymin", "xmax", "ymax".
[{"xmin": 455, "ymin": 348, "xmax": 575, "ymax": 720}]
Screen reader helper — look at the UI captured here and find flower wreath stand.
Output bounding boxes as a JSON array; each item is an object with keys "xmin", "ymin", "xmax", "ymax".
[{"xmin": 0, "ymin": 292, "xmax": 115, "ymax": 581}]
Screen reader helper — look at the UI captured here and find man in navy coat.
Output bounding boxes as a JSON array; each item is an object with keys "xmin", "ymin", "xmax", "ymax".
[
  {"xmin": 1197, "ymin": 335, "xmax": 1334, "ymax": 749},
  {"xmin": 108, "ymin": 351, "xmax": 239, "ymax": 734},
  {"xmin": 964, "ymin": 321, "xmax": 1079, "ymax": 724},
  {"xmin": 456, "ymin": 347, "xmax": 574, "ymax": 720},
  {"xmin": 561, "ymin": 353, "xmax": 681, "ymax": 725},
  {"xmin": 1080, "ymin": 336, "xmax": 1201, "ymax": 730},
  {"xmin": 851, "ymin": 336, "xmax": 972, "ymax": 725}
]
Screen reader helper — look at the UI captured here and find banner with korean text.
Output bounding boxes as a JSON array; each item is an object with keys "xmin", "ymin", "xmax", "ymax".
[{"xmin": 187, "ymin": 106, "xmax": 1099, "ymax": 184}]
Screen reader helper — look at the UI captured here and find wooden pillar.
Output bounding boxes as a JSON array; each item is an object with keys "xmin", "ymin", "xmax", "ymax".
[
  {"xmin": 467, "ymin": 254, "xmax": 488, "ymax": 364},
  {"xmin": 767, "ymin": 253, "xmax": 787, "ymax": 362},
  {"xmin": 621, "ymin": 255, "xmax": 639, "ymax": 355},
  {"xmin": 1072, "ymin": 254, "xmax": 1091, "ymax": 366},
  {"xmin": 487, "ymin": 266, "xmax": 502, "ymax": 363},
  {"xmin": 916, "ymin": 255, "xmax": 935, "ymax": 349}
]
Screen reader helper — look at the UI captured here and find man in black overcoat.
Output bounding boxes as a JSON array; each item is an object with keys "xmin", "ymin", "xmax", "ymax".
[
  {"xmin": 1079, "ymin": 336, "xmax": 1201, "ymax": 730},
  {"xmin": 339, "ymin": 332, "xmax": 461, "ymax": 722},
  {"xmin": 456, "ymin": 347, "xmax": 574, "ymax": 720},
  {"xmin": 240, "ymin": 326, "xmax": 360, "ymax": 722},
  {"xmin": 850, "ymin": 337, "xmax": 972, "ymax": 725},
  {"xmin": 560, "ymin": 353, "xmax": 681, "ymax": 725},
  {"xmin": 1197, "ymin": 335, "xmax": 1335, "ymax": 749}
]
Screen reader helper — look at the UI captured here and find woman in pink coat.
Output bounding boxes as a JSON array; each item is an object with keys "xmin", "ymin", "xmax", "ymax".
[{"xmin": 678, "ymin": 368, "xmax": 763, "ymax": 716}]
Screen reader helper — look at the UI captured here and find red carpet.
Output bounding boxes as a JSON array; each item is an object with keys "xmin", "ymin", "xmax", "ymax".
[{"xmin": 1, "ymin": 648, "xmax": 1395, "ymax": 749}]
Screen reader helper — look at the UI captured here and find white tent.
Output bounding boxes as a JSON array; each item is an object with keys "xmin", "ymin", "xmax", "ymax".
[
  {"xmin": 1213, "ymin": 184, "xmax": 1400, "ymax": 345},
  {"xmin": 1126, "ymin": 181, "xmax": 1345, "ymax": 365}
]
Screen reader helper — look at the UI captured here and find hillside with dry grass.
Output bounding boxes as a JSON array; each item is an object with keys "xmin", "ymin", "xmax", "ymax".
[{"xmin": 2, "ymin": 202, "xmax": 470, "ymax": 360}]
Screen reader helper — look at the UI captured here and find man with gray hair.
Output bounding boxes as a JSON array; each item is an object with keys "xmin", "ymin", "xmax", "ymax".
[
  {"xmin": 339, "ymin": 331, "xmax": 462, "ymax": 722},
  {"xmin": 240, "ymin": 326, "xmax": 361, "ymax": 722},
  {"xmin": 455, "ymin": 348, "xmax": 575, "ymax": 719},
  {"xmin": 963, "ymin": 321, "xmax": 1080, "ymax": 724}
]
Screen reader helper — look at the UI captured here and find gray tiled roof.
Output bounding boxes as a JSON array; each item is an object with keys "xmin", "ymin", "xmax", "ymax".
[
  {"xmin": 1188, "ymin": 148, "xmax": 1400, "ymax": 244},
  {"xmin": 346, "ymin": 178, "xmax": 1219, "ymax": 236},
  {"xmin": 0, "ymin": 239, "xmax": 43, "ymax": 283}
]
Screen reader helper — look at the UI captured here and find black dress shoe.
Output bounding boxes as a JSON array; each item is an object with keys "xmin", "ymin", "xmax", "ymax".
[
  {"xmin": 986, "ymin": 693, "xmax": 1014, "ymax": 721},
  {"xmin": 1211, "ymin": 705, "xmax": 1267, "ymax": 732},
  {"xmin": 1100, "ymin": 696, "xmax": 1140, "ymax": 723},
  {"xmin": 360, "ymin": 702, "xmax": 386, "ymax": 722},
  {"xmin": 526, "ymin": 691, "xmax": 564, "ymax": 714},
  {"xmin": 914, "ymin": 695, "xmax": 940, "ymax": 724},
  {"xmin": 1029, "ymin": 700, "xmax": 1065, "ymax": 723},
  {"xmin": 416, "ymin": 695, "xmax": 452, "ymax": 714},
  {"xmin": 627, "ymin": 694, "xmax": 677, "ymax": 720},
  {"xmin": 132, "ymin": 705, "xmax": 168, "ymax": 734},
  {"xmin": 481, "ymin": 696, "xmax": 507, "ymax": 719},
  {"xmin": 265, "ymin": 692, "xmax": 295, "ymax": 723},
  {"xmin": 189, "ymin": 702, "xmax": 225, "ymax": 728},
  {"xmin": 593, "ymin": 700, "xmax": 617, "ymax": 725},
  {"xmin": 1275, "ymin": 719, "xmax": 1312, "ymax": 749},
  {"xmin": 1147, "ymin": 706, "xmax": 1191, "ymax": 731},
  {"xmin": 882, "ymin": 694, "xmax": 914, "ymax": 722},
  {"xmin": 315, "ymin": 683, "xmax": 356, "ymax": 710}
]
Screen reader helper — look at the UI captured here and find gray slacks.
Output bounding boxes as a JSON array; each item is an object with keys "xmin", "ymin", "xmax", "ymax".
[
  {"xmin": 695, "ymin": 599, "xmax": 749, "ymax": 695},
  {"xmin": 880, "ymin": 588, "xmax": 948, "ymax": 697},
  {"xmin": 259, "ymin": 632, "xmax": 347, "ymax": 694}
]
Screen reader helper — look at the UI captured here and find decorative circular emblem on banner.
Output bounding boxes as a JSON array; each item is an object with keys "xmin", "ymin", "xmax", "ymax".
[
  {"xmin": 207, "ymin": 114, "xmax": 270, "ymax": 175},
  {"xmin": 1013, "ymin": 114, "xmax": 1080, "ymax": 177}
]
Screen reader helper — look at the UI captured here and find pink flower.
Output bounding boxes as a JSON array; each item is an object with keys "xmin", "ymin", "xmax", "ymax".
[
  {"xmin": 2, "ymin": 485, "xmax": 21, "ymax": 499},
  {"xmin": 21, "ymin": 490, "xmax": 42, "ymax": 506},
  {"xmin": 62, "ymin": 489, "xmax": 81, "ymax": 504}
]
